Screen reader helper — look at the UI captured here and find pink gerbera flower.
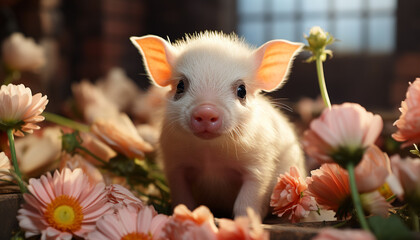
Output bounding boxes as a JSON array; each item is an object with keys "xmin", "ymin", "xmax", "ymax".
[
  {"xmin": 313, "ymin": 228, "xmax": 376, "ymax": 240},
  {"xmin": 17, "ymin": 168, "xmax": 112, "ymax": 239},
  {"xmin": 0, "ymin": 84, "xmax": 48, "ymax": 137},
  {"xmin": 217, "ymin": 208, "xmax": 269, "ymax": 240},
  {"xmin": 355, "ymin": 145, "xmax": 403, "ymax": 198},
  {"xmin": 270, "ymin": 166, "xmax": 317, "ymax": 223},
  {"xmin": 307, "ymin": 163, "xmax": 350, "ymax": 217},
  {"xmin": 105, "ymin": 184, "xmax": 145, "ymax": 211},
  {"xmin": 392, "ymin": 78, "xmax": 420, "ymax": 147},
  {"xmin": 161, "ymin": 204, "xmax": 218, "ymax": 240},
  {"xmin": 87, "ymin": 205, "xmax": 168, "ymax": 240},
  {"xmin": 302, "ymin": 103, "xmax": 383, "ymax": 166},
  {"xmin": 59, "ymin": 153, "xmax": 104, "ymax": 185},
  {"xmin": 91, "ymin": 113, "xmax": 153, "ymax": 159},
  {"xmin": 307, "ymin": 162, "xmax": 392, "ymax": 219},
  {"xmin": 391, "ymin": 155, "xmax": 420, "ymax": 206}
]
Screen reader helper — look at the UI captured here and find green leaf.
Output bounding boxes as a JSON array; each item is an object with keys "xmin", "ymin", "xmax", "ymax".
[{"xmin": 368, "ymin": 215, "xmax": 413, "ymax": 240}]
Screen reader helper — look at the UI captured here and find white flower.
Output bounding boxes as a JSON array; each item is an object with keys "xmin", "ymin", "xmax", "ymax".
[{"xmin": 2, "ymin": 33, "xmax": 46, "ymax": 71}]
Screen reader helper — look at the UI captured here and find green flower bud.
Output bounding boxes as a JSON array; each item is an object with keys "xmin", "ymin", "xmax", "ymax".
[
  {"xmin": 304, "ymin": 26, "xmax": 335, "ymax": 63},
  {"xmin": 61, "ymin": 130, "xmax": 82, "ymax": 154},
  {"xmin": 307, "ymin": 26, "xmax": 328, "ymax": 49}
]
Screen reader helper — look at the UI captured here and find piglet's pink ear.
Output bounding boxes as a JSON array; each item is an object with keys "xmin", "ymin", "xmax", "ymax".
[
  {"xmin": 254, "ymin": 40, "xmax": 303, "ymax": 92},
  {"xmin": 130, "ymin": 35, "xmax": 175, "ymax": 87}
]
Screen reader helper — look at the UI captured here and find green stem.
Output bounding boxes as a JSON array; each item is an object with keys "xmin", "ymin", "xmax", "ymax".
[
  {"xmin": 77, "ymin": 146, "xmax": 107, "ymax": 165},
  {"xmin": 315, "ymin": 56, "xmax": 331, "ymax": 109},
  {"xmin": 43, "ymin": 112, "xmax": 89, "ymax": 132},
  {"xmin": 6, "ymin": 129, "xmax": 27, "ymax": 193},
  {"xmin": 410, "ymin": 206, "xmax": 419, "ymax": 232},
  {"xmin": 346, "ymin": 162, "xmax": 370, "ymax": 231},
  {"xmin": 332, "ymin": 220, "xmax": 348, "ymax": 229},
  {"xmin": 3, "ymin": 70, "xmax": 20, "ymax": 85}
]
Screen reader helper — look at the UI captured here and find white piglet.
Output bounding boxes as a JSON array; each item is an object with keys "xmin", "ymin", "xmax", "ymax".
[{"xmin": 131, "ymin": 32, "xmax": 305, "ymax": 218}]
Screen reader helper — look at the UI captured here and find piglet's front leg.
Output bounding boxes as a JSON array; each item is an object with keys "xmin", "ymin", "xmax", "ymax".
[
  {"xmin": 167, "ymin": 168, "xmax": 196, "ymax": 211},
  {"xmin": 233, "ymin": 173, "xmax": 270, "ymax": 218}
]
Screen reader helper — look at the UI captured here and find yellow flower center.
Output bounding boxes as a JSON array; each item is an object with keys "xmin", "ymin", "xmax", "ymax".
[
  {"xmin": 378, "ymin": 182, "xmax": 394, "ymax": 200},
  {"xmin": 121, "ymin": 232, "xmax": 152, "ymax": 240},
  {"xmin": 45, "ymin": 195, "xmax": 83, "ymax": 232}
]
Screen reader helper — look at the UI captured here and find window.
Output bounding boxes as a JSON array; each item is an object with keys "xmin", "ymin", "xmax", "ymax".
[{"xmin": 237, "ymin": 0, "xmax": 396, "ymax": 54}]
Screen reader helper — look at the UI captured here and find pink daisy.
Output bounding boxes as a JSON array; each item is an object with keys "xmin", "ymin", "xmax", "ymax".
[
  {"xmin": 270, "ymin": 166, "xmax": 317, "ymax": 223},
  {"xmin": 360, "ymin": 191, "xmax": 391, "ymax": 218},
  {"xmin": 308, "ymin": 162, "xmax": 392, "ymax": 218},
  {"xmin": 91, "ymin": 113, "xmax": 153, "ymax": 159},
  {"xmin": 393, "ymin": 78, "xmax": 420, "ymax": 147},
  {"xmin": 17, "ymin": 168, "xmax": 112, "ymax": 239},
  {"xmin": 87, "ymin": 205, "xmax": 168, "ymax": 240},
  {"xmin": 0, "ymin": 84, "xmax": 48, "ymax": 137},
  {"xmin": 307, "ymin": 163, "xmax": 350, "ymax": 215},
  {"xmin": 313, "ymin": 228, "xmax": 376, "ymax": 240},
  {"xmin": 302, "ymin": 103, "xmax": 383, "ymax": 166},
  {"xmin": 59, "ymin": 153, "xmax": 104, "ymax": 185},
  {"xmin": 105, "ymin": 184, "xmax": 145, "ymax": 211},
  {"xmin": 161, "ymin": 204, "xmax": 218, "ymax": 240},
  {"xmin": 217, "ymin": 208, "xmax": 269, "ymax": 240},
  {"xmin": 355, "ymin": 145, "xmax": 403, "ymax": 198},
  {"xmin": 391, "ymin": 155, "xmax": 420, "ymax": 204}
]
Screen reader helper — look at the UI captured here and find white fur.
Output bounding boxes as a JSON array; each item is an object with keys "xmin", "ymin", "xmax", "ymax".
[{"xmin": 134, "ymin": 32, "xmax": 305, "ymax": 218}]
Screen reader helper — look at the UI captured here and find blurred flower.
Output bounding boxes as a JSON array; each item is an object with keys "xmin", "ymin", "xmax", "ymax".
[
  {"xmin": 302, "ymin": 103, "xmax": 383, "ymax": 167},
  {"xmin": 360, "ymin": 191, "xmax": 390, "ymax": 218},
  {"xmin": 91, "ymin": 113, "xmax": 153, "ymax": 159},
  {"xmin": 296, "ymin": 96, "xmax": 325, "ymax": 126},
  {"xmin": 2, "ymin": 33, "xmax": 46, "ymax": 71},
  {"xmin": 131, "ymin": 85, "xmax": 169, "ymax": 126},
  {"xmin": 15, "ymin": 126, "xmax": 61, "ymax": 177},
  {"xmin": 270, "ymin": 166, "xmax": 317, "ymax": 223},
  {"xmin": 307, "ymin": 163, "xmax": 350, "ymax": 216},
  {"xmin": 217, "ymin": 208, "xmax": 269, "ymax": 240},
  {"xmin": 105, "ymin": 184, "xmax": 145, "ymax": 211},
  {"xmin": 0, "ymin": 152, "xmax": 12, "ymax": 183},
  {"xmin": 391, "ymin": 155, "xmax": 420, "ymax": 209},
  {"xmin": 161, "ymin": 204, "xmax": 218, "ymax": 240},
  {"xmin": 17, "ymin": 168, "xmax": 112, "ymax": 239},
  {"xmin": 312, "ymin": 228, "xmax": 376, "ymax": 240},
  {"xmin": 308, "ymin": 162, "xmax": 393, "ymax": 219},
  {"xmin": 137, "ymin": 124, "xmax": 161, "ymax": 147},
  {"xmin": 355, "ymin": 145, "xmax": 403, "ymax": 198},
  {"xmin": 78, "ymin": 131, "xmax": 116, "ymax": 164},
  {"xmin": 59, "ymin": 153, "xmax": 104, "ymax": 185},
  {"xmin": 392, "ymin": 78, "xmax": 420, "ymax": 148},
  {"xmin": 87, "ymin": 205, "xmax": 168, "ymax": 240},
  {"xmin": 72, "ymin": 80, "xmax": 120, "ymax": 124},
  {"xmin": 96, "ymin": 68, "xmax": 140, "ymax": 112},
  {"xmin": 0, "ymin": 84, "xmax": 48, "ymax": 136},
  {"xmin": 304, "ymin": 26, "xmax": 335, "ymax": 63}
]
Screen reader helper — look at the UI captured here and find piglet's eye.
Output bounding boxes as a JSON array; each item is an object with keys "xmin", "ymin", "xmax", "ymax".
[
  {"xmin": 176, "ymin": 80, "xmax": 185, "ymax": 94},
  {"xmin": 237, "ymin": 84, "xmax": 246, "ymax": 99}
]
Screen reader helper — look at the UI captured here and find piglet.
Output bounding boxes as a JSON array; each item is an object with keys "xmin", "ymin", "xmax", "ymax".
[{"xmin": 131, "ymin": 32, "xmax": 305, "ymax": 218}]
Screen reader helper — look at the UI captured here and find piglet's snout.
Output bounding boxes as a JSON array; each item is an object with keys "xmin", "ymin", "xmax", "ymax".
[{"xmin": 190, "ymin": 104, "xmax": 222, "ymax": 138}]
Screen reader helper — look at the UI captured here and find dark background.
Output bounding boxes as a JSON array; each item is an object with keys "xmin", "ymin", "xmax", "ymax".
[{"xmin": 0, "ymin": 0, "xmax": 419, "ymax": 114}]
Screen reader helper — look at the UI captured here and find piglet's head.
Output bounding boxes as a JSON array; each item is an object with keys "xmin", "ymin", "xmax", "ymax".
[{"xmin": 131, "ymin": 32, "xmax": 303, "ymax": 140}]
